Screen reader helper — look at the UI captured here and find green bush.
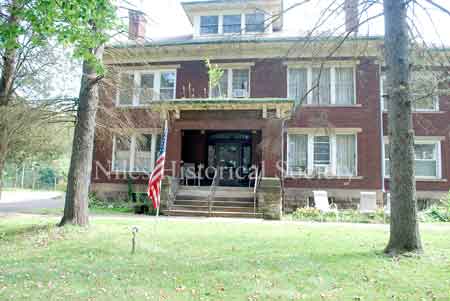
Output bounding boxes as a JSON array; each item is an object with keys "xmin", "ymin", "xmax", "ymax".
[
  {"xmin": 292, "ymin": 207, "xmax": 321, "ymax": 220},
  {"xmin": 291, "ymin": 207, "xmax": 387, "ymax": 223},
  {"xmin": 422, "ymin": 192, "xmax": 450, "ymax": 222},
  {"xmin": 88, "ymin": 193, "xmax": 159, "ymax": 215}
]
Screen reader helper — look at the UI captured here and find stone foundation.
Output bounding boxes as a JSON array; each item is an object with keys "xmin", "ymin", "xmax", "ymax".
[{"xmin": 258, "ymin": 177, "xmax": 282, "ymax": 220}]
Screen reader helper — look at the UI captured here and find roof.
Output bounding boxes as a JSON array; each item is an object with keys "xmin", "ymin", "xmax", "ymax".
[{"xmin": 109, "ymin": 34, "xmax": 385, "ymax": 49}]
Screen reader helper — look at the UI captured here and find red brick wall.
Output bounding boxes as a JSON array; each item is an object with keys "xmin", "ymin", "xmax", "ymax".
[
  {"xmin": 383, "ymin": 92, "xmax": 450, "ymax": 191},
  {"xmin": 91, "ymin": 58, "xmax": 449, "ymax": 193},
  {"xmin": 285, "ymin": 59, "xmax": 383, "ymax": 190}
]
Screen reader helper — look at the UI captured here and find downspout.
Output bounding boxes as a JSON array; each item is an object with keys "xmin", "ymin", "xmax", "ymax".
[{"xmin": 379, "ymin": 64, "xmax": 385, "ymax": 193}]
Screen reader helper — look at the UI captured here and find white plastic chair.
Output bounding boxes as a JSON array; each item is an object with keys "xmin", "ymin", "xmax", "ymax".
[
  {"xmin": 359, "ymin": 192, "xmax": 377, "ymax": 214},
  {"xmin": 313, "ymin": 190, "xmax": 339, "ymax": 221}
]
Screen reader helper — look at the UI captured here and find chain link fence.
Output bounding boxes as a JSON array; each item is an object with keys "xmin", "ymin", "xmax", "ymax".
[{"xmin": 2, "ymin": 163, "xmax": 66, "ymax": 191}]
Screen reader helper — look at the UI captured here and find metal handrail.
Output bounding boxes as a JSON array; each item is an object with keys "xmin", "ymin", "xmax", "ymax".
[
  {"xmin": 207, "ymin": 170, "xmax": 219, "ymax": 216},
  {"xmin": 253, "ymin": 168, "xmax": 261, "ymax": 213}
]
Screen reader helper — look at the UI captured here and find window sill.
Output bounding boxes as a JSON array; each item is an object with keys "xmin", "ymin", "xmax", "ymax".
[
  {"xmin": 383, "ymin": 110, "xmax": 444, "ymax": 114},
  {"xmin": 285, "ymin": 175, "xmax": 364, "ymax": 180},
  {"xmin": 384, "ymin": 177, "xmax": 446, "ymax": 182},
  {"xmin": 301, "ymin": 104, "xmax": 362, "ymax": 108}
]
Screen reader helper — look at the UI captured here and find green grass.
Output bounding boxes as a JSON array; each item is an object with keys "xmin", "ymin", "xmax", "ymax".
[{"xmin": 0, "ymin": 216, "xmax": 449, "ymax": 300}]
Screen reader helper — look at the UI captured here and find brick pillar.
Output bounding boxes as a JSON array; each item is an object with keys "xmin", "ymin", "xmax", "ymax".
[
  {"xmin": 259, "ymin": 177, "xmax": 282, "ymax": 220},
  {"xmin": 261, "ymin": 120, "xmax": 282, "ymax": 177},
  {"xmin": 160, "ymin": 176, "xmax": 178, "ymax": 211}
]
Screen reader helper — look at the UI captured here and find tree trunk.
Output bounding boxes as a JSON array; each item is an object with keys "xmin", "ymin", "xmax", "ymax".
[
  {"xmin": 0, "ymin": 137, "xmax": 7, "ymax": 201},
  {"xmin": 383, "ymin": 0, "xmax": 422, "ymax": 255},
  {"xmin": 0, "ymin": 0, "xmax": 18, "ymax": 199},
  {"xmin": 59, "ymin": 45, "xmax": 104, "ymax": 227}
]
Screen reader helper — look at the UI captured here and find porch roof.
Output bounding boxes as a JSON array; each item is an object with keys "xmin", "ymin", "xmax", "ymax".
[{"xmin": 150, "ymin": 97, "xmax": 295, "ymax": 119}]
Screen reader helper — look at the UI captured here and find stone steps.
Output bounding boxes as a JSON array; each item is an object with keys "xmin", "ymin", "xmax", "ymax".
[
  {"xmin": 167, "ymin": 185, "xmax": 260, "ymax": 218},
  {"xmin": 165, "ymin": 209, "xmax": 263, "ymax": 218}
]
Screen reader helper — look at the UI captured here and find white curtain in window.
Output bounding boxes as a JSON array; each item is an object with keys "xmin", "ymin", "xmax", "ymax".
[
  {"xmin": 114, "ymin": 135, "xmax": 131, "ymax": 171},
  {"xmin": 288, "ymin": 134, "xmax": 308, "ymax": 175},
  {"xmin": 288, "ymin": 68, "xmax": 307, "ymax": 105},
  {"xmin": 335, "ymin": 67, "xmax": 355, "ymax": 105},
  {"xmin": 312, "ymin": 68, "xmax": 331, "ymax": 104},
  {"xmin": 134, "ymin": 134, "xmax": 153, "ymax": 172},
  {"xmin": 119, "ymin": 73, "xmax": 134, "ymax": 105},
  {"xmin": 232, "ymin": 69, "xmax": 249, "ymax": 95},
  {"xmin": 415, "ymin": 144, "xmax": 437, "ymax": 177},
  {"xmin": 336, "ymin": 135, "xmax": 356, "ymax": 176},
  {"xmin": 211, "ymin": 70, "xmax": 228, "ymax": 98}
]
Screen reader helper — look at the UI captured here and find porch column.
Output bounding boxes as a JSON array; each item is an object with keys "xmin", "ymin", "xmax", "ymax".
[
  {"xmin": 165, "ymin": 122, "xmax": 182, "ymax": 178},
  {"xmin": 261, "ymin": 120, "xmax": 283, "ymax": 177},
  {"xmin": 259, "ymin": 177, "xmax": 282, "ymax": 220}
]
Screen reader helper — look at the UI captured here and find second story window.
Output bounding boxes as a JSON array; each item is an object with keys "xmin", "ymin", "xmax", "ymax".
[
  {"xmin": 117, "ymin": 70, "xmax": 177, "ymax": 106},
  {"xmin": 288, "ymin": 66, "xmax": 356, "ymax": 105},
  {"xmin": 232, "ymin": 69, "xmax": 249, "ymax": 97},
  {"xmin": 312, "ymin": 68, "xmax": 331, "ymax": 105},
  {"xmin": 210, "ymin": 68, "xmax": 250, "ymax": 98},
  {"xmin": 223, "ymin": 15, "xmax": 241, "ymax": 33},
  {"xmin": 200, "ymin": 16, "xmax": 219, "ymax": 34},
  {"xmin": 381, "ymin": 71, "xmax": 441, "ymax": 111},
  {"xmin": 245, "ymin": 12, "xmax": 265, "ymax": 33}
]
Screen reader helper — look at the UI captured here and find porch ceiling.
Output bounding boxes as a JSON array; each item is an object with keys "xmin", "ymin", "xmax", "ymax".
[{"xmin": 151, "ymin": 98, "xmax": 295, "ymax": 119}]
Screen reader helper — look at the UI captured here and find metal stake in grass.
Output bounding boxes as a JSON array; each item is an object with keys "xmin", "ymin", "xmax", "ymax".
[{"xmin": 131, "ymin": 226, "xmax": 139, "ymax": 254}]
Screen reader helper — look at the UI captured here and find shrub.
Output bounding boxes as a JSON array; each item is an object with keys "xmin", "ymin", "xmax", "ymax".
[{"xmin": 292, "ymin": 207, "xmax": 321, "ymax": 220}]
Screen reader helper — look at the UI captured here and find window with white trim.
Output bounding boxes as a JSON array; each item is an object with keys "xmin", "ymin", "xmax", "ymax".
[
  {"xmin": 112, "ymin": 133, "xmax": 161, "ymax": 172},
  {"xmin": 384, "ymin": 140, "xmax": 441, "ymax": 178},
  {"xmin": 210, "ymin": 68, "xmax": 250, "ymax": 98},
  {"xmin": 117, "ymin": 70, "xmax": 176, "ymax": 106},
  {"xmin": 380, "ymin": 71, "xmax": 440, "ymax": 111},
  {"xmin": 288, "ymin": 66, "xmax": 356, "ymax": 105},
  {"xmin": 245, "ymin": 12, "xmax": 265, "ymax": 33},
  {"xmin": 287, "ymin": 133, "xmax": 357, "ymax": 176},
  {"xmin": 223, "ymin": 14, "xmax": 241, "ymax": 33},
  {"xmin": 200, "ymin": 16, "xmax": 219, "ymax": 34}
]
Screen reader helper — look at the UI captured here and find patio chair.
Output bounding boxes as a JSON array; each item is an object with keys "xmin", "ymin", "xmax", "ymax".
[
  {"xmin": 181, "ymin": 163, "xmax": 200, "ymax": 186},
  {"xmin": 359, "ymin": 192, "xmax": 377, "ymax": 214},
  {"xmin": 313, "ymin": 190, "xmax": 339, "ymax": 222}
]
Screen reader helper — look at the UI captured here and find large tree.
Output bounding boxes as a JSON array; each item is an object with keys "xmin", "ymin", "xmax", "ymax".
[
  {"xmin": 0, "ymin": 0, "xmax": 117, "ymax": 223},
  {"xmin": 383, "ymin": 0, "xmax": 423, "ymax": 255}
]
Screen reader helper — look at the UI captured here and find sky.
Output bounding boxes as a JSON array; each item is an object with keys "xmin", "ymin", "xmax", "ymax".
[{"xmin": 122, "ymin": 0, "xmax": 450, "ymax": 46}]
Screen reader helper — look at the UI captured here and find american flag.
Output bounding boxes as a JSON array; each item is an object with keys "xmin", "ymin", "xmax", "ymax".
[{"xmin": 147, "ymin": 121, "xmax": 168, "ymax": 209}]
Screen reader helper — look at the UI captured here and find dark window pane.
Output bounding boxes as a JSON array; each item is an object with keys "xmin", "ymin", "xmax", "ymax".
[
  {"xmin": 200, "ymin": 16, "xmax": 219, "ymax": 34},
  {"xmin": 223, "ymin": 15, "xmax": 241, "ymax": 33},
  {"xmin": 245, "ymin": 13, "xmax": 265, "ymax": 33}
]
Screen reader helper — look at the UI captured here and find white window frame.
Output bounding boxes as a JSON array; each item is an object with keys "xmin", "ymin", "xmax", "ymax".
[
  {"xmin": 116, "ymin": 69, "xmax": 177, "ymax": 106},
  {"xmin": 194, "ymin": 11, "xmax": 271, "ymax": 37},
  {"xmin": 111, "ymin": 133, "xmax": 160, "ymax": 173},
  {"xmin": 380, "ymin": 74, "xmax": 440, "ymax": 112},
  {"xmin": 383, "ymin": 138, "xmax": 442, "ymax": 179},
  {"xmin": 287, "ymin": 65, "xmax": 357, "ymax": 106},
  {"xmin": 209, "ymin": 66, "xmax": 251, "ymax": 98},
  {"xmin": 286, "ymin": 132, "xmax": 358, "ymax": 177}
]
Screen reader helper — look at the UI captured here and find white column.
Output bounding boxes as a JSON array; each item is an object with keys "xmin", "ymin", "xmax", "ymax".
[
  {"xmin": 150, "ymin": 134, "xmax": 157, "ymax": 171},
  {"xmin": 330, "ymin": 67, "xmax": 336, "ymax": 104},
  {"xmin": 307, "ymin": 134, "xmax": 314, "ymax": 175},
  {"xmin": 331, "ymin": 135, "xmax": 337, "ymax": 176}
]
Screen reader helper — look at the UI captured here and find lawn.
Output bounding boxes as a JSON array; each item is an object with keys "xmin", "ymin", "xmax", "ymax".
[{"xmin": 0, "ymin": 215, "xmax": 449, "ymax": 300}]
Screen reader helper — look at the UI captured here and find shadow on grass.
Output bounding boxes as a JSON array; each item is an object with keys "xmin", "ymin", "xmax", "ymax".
[{"xmin": 0, "ymin": 223, "xmax": 54, "ymax": 240}]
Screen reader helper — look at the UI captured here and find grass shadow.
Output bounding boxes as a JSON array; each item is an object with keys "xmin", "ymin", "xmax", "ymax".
[{"xmin": 0, "ymin": 223, "xmax": 54, "ymax": 240}]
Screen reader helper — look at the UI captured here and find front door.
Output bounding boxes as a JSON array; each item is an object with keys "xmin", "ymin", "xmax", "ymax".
[{"xmin": 216, "ymin": 143, "xmax": 241, "ymax": 186}]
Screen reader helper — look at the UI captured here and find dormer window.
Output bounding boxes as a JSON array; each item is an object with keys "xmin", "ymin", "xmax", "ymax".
[
  {"xmin": 200, "ymin": 16, "xmax": 219, "ymax": 34},
  {"xmin": 245, "ymin": 12, "xmax": 265, "ymax": 33},
  {"xmin": 223, "ymin": 15, "xmax": 241, "ymax": 33}
]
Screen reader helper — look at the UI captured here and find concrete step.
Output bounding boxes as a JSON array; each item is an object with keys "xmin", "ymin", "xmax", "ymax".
[
  {"xmin": 174, "ymin": 199, "xmax": 254, "ymax": 207},
  {"xmin": 170, "ymin": 204, "xmax": 257, "ymax": 213},
  {"xmin": 165, "ymin": 209, "xmax": 263, "ymax": 218}
]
